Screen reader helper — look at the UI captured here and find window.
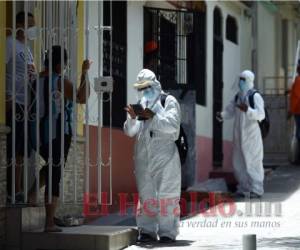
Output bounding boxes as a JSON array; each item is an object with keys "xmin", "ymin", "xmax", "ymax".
[
  {"xmin": 144, "ymin": 7, "xmax": 207, "ymax": 105},
  {"xmin": 226, "ymin": 15, "xmax": 238, "ymax": 44}
]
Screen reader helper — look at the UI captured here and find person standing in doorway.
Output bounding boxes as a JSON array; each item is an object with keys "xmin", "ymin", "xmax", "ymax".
[{"xmin": 124, "ymin": 69, "xmax": 181, "ymax": 243}]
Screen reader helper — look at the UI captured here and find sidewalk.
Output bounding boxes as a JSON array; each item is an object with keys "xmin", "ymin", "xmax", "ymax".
[{"xmin": 125, "ymin": 165, "xmax": 300, "ymax": 249}]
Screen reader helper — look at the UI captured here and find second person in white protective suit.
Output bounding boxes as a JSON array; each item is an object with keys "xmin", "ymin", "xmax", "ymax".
[
  {"xmin": 124, "ymin": 69, "xmax": 181, "ymax": 244},
  {"xmin": 216, "ymin": 70, "xmax": 265, "ymax": 198}
]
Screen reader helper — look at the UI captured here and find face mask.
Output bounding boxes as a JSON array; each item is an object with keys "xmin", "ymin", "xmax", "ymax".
[
  {"xmin": 26, "ymin": 26, "xmax": 38, "ymax": 40},
  {"xmin": 239, "ymin": 79, "xmax": 247, "ymax": 93},
  {"xmin": 143, "ymin": 87, "xmax": 156, "ymax": 100}
]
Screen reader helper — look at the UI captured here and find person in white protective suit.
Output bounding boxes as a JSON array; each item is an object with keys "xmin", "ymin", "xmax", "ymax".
[
  {"xmin": 216, "ymin": 70, "xmax": 265, "ymax": 198},
  {"xmin": 124, "ymin": 69, "xmax": 181, "ymax": 243}
]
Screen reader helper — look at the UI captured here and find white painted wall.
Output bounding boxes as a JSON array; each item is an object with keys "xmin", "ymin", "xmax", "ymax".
[
  {"xmin": 257, "ymin": 4, "xmax": 277, "ymax": 90},
  {"xmin": 222, "ymin": 3, "xmax": 242, "ymax": 141},
  {"xmin": 85, "ymin": 1, "xmax": 104, "ymax": 125},
  {"xmin": 127, "ymin": 1, "xmax": 144, "ymax": 106},
  {"xmin": 239, "ymin": 7, "xmax": 252, "ymax": 71},
  {"xmin": 196, "ymin": 1, "xmax": 244, "ymax": 142},
  {"xmin": 288, "ymin": 20, "xmax": 300, "ymax": 78},
  {"xmin": 196, "ymin": 1, "xmax": 214, "ymax": 139},
  {"xmin": 255, "ymin": 4, "xmax": 300, "ymax": 91}
]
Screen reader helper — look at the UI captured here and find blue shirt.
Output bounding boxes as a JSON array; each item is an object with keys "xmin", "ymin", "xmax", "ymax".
[{"xmin": 30, "ymin": 73, "xmax": 73, "ymax": 148}]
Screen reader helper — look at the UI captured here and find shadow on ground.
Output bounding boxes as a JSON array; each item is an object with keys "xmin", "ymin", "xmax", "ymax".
[
  {"xmin": 262, "ymin": 165, "xmax": 300, "ymax": 202},
  {"xmin": 258, "ymin": 236, "xmax": 300, "ymax": 248},
  {"xmin": 135, "ymin": 240, "xmax": 194, "ymax": 249}
]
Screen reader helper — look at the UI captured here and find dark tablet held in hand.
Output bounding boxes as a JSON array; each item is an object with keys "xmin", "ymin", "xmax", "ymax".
[{"xmin": 131, "ymin": 104, "xmax": 144, "ymax": 115}]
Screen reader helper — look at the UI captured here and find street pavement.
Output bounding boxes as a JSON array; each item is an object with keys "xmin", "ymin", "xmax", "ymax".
[{"xmin": 124, "ymin": 165, "xmax": 300, "ymax": 249}]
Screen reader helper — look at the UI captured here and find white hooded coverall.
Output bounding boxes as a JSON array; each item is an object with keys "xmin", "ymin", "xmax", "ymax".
[
  {"xmin": 222, "ymin": 70, "xmax": 265, "ymax": 196},
  {"xmin": 124, "ymin": 69, "xmax": 181, "ymax": 239}
]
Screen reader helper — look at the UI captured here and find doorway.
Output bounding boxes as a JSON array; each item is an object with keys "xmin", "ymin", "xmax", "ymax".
[
  {"xmin": 103, "ymin": 1, "xmax": 127, "ymax": 128},
  {"xmin": 143, "ymin": 5, "xmax": 206, "ymax": 188},
  {"xmin": 212, "ymin": 7, "xmax": 223, "ymax": 167}
]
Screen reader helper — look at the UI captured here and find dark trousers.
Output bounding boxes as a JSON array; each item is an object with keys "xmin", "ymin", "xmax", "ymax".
[
  {"xmin": 39, "ymin": 116, "xmax": 72, "ymax": 197},
  {"xmin": 6, "ymin": 104, "xmax": 31, "ymax": 195},
  {"xmin": 295, "ymin": 115, "xmax": 300, "ymax": 161},
  {"xmin": 295, "ymin": 115, "xmax": 300, "ymax": 141}
]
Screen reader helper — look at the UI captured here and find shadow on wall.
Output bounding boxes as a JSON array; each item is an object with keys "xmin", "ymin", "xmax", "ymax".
[{"xmin": 197, "ymin": 137, "xmax": 234, "ymax": 182}]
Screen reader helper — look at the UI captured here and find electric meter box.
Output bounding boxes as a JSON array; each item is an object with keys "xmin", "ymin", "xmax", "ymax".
[{"xmin": 94, "ymin": 77, "xmax": 113, "ymax": 93}]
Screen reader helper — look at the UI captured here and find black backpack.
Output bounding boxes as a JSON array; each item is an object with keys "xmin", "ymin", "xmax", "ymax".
[
  {"xmin": 235, "ymin": 90, "xmax": 270, "ymax": 139},
  {"xmin": 160, "ymin": 94, "xmax": 188, "ymax": 164}
]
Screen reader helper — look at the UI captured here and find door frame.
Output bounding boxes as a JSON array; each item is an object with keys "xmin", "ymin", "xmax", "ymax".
[{"xmin": 212, "ymin": 6, "xmax": 224, "ymax": 168}]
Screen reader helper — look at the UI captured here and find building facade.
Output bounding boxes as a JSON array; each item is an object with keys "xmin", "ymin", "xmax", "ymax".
[{"xmin": 0, "ymin": 1, "xmax": 300, "ymax": 248}]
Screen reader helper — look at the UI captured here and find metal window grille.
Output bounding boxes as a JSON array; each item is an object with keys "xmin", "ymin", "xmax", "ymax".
[{"xmin": 144, "ymin": 7, "xmax": 206, "ymax": 106}]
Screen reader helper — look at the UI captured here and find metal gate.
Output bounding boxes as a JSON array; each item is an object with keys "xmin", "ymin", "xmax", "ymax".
[
  {"xmin": 3, "ymin": 1, "xmax": 114, "ymax": 208},
  {"xmin": 262, "ymin": 77, "xmax": 292, "ymax": 165}
]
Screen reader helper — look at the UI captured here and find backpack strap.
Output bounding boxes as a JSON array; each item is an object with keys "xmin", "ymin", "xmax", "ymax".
[
  {"xmin": 160, "ymin": 94, "xmax": 168, "ymax": 108},
  {"xmin": 234, "ymin": 94, "xmax": 238, "ymax": 103},
  {"xmin": 248, "ymin": 90, "xmax": 259, "ymax": 109}
]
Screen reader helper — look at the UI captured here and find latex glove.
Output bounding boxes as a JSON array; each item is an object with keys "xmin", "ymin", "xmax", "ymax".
[
  {"xmin": 237, "ymin": 103, "xmax": 248, "ymax": 112},
  {"xmin": 124, "ymin": 105, "xmax": 137, "ymax": 119},
  {"xmin": 137, "ymin": 108, "xmax": 155, "ymax": 120},
  {"xmin": 216, "ymin": 112, "xmax": 223, "ymax": 122}
]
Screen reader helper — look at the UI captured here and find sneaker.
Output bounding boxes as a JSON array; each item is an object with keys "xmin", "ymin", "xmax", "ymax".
[
  {"xmin": 249, "ymin": 192, "xmax": 262, "ymax": 199},
  {"xmin": 137, "ymin": 233, "xmax": 157, "ymax": 243},
  {"xmin": 54, "ymin": 217, "xmax": 65, "ymax": 227},
  {"xmin": 232, "ymin": 191, "xmax": 245, "ymax": 198},
  {"xmin": 44, "ymin": 225, "xmax": 63, "ymax": 233},
  {"xmin": 159, "ymin": 236, "xmax": 176, "ymax": 243},
  {"xmin": 241, "ymin": 192, "xmax": 262, "ymax": 199}
]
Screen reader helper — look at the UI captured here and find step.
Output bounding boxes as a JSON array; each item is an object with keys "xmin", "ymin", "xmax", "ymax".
[
  {"xmin": 22, "ymin": 225, "xmax": 138, "ymax": 250},
  {"xmin": 6, "ymin": 206, "xmax": 45, "ymax": 249},
  {"xmin": 6, "ymin": 206, "xmax": 45, "ymax": 231},
  {"xmin": 264, "ymin": 153, "xmax": 289, "ymax": 166}
]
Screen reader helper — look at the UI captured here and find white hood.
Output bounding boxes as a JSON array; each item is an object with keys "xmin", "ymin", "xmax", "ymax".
[
  {"xmin": 240, "ymin": 70, "xmax": 255, "ymax": 91},
  {"xmin": 134, "ymin": 69, "xmax": 162, "ymax": 108}
]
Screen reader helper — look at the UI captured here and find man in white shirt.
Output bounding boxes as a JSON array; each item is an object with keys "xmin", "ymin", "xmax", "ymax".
[{"xmin": 6, "ymin": 11, "xmax": 37, "ymax": 203}]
